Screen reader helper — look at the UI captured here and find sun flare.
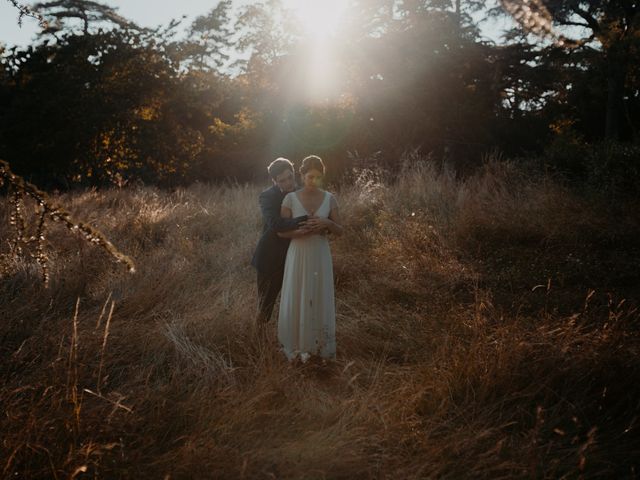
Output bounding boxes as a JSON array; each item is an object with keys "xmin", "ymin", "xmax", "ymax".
[
  {"xmin": 282, "ymin": 0, "xmax": 348, "ymax": 40},
  {"xmin": 280, "ymin": 0, "xmax": 349, "ymax": 103}
]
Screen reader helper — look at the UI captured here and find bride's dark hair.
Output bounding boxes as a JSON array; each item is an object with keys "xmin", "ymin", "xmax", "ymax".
[{"xmin": 299, "ymin": 155, "xmax": 325, "ymax": 175}]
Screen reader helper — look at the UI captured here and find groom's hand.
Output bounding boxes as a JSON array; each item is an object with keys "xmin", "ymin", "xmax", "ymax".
[
  {"xmin": 298, "ymin": 215, "xmax": 318, "ymax": 234},
  {"xmin": 296, "ymin": 225, "xmax": 313, "ymax": 235},
  {"xmin": 296, "ymin": 217, "xmax": 313, "ymax": 234},
  {"xmin": 301, "ymin": 216, "xmax": 330, "ymax": 234}
]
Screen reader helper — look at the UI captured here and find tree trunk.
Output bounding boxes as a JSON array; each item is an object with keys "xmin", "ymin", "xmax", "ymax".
[{"xmin": 605, "ymin": 44, "xmax": 629, "ymax": 140}]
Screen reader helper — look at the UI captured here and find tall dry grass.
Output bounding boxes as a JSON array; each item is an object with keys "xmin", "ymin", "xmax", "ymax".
[{"xmin": 1, "ymin": 157, "xmax": 639, "ymax": 479}]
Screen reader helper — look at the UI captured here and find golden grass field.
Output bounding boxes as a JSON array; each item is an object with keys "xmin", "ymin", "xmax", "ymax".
[{"xmin": 1, "ymin": 159, "xmax": 640, "ymax": 479}]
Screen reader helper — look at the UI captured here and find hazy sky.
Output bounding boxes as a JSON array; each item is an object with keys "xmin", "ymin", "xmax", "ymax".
[
  {"xmin": 0, "ymin": 0, "xmax": 229, "ymax": 47},
  {"xmin": 1, "ymin": 0, "xmax": 511, "ymax": 49}
]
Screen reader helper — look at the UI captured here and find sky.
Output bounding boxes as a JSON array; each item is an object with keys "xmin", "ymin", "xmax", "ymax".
[
  {"xmin": 0, "ymin": 0, "xmax": 227, "ymax": 47},
  {"xmin": 0, "ymin": 0, "xmax": 512, "ymax": 50}
]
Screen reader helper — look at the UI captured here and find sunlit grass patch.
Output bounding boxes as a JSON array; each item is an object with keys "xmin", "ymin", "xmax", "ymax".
[{"xmin": 1, "ymin": 157, "xmax": 639, "ymax": 478}]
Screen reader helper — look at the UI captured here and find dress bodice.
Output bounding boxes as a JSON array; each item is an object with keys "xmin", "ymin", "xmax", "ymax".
[{"xmin": 283, "ymin": 190, "xmax": 332, "ymax": 219}]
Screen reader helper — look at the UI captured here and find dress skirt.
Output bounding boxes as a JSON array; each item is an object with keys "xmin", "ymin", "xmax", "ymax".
[{"xmin": 277, "ymin": 233, "xmax": 336, "ymax": 360}]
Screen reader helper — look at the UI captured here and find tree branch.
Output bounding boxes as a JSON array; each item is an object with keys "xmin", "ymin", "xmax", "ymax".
[
  {"xmin": 555, "ymin": 20, "xmax": 590, "ymax": 29},
  {"xmin": 571, "ymin": 5, "xmax": 601, "ymax": 34},
  {"xmin": 6, "ymin": 0, "xmax": 48, "ymax": 27}
]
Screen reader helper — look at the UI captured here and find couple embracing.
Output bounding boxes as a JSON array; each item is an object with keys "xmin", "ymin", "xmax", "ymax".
[{"xmin": 251, "ymin": 155, "xmax": 343, "ymax": 363}]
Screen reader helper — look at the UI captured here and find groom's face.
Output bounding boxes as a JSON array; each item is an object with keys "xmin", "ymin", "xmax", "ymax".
[{"xmin": 273, "ymin": 169, "xmax": 295, "ymax": 193}]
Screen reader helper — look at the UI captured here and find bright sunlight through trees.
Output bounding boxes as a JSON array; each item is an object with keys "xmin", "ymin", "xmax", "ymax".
[
  {"xmin": 281, "ymin": 0, "xmax": 349, "ymax": 103},
  {"xmin": 283, "ymin": 0, "xmax": 347, "ymax": 40}
]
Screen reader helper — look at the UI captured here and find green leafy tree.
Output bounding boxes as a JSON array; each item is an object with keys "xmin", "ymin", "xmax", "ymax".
[
  {"xmin": 499, "ymin": 0, "xmax": 640, "ymax": 140},
  {"xmin": 184, "ymin": 0, "xmax": 233, "ymax": 73},
  {"xmin": 32, "ymin": 0, "xmax": 138, "ymax": 36},
  {"xmin": 334, "ymin": 0, "xmax": 501, "ymax": 164},
  {"xmin": 0, "ymin": 29, "xmax": 208, "ymax": 186}
]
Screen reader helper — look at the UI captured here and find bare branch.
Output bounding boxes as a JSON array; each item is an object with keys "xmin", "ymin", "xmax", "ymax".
[
  {"xmin": 1, "ymin": 159, "xmax": 136, "ymax": 286},
  {"xmin": 6, "ymin": 0, "xmax": 48, "ymax": 28},
  {"xmin": 571, "ymin": 5, "xmax": 601, "ymax": 34}
]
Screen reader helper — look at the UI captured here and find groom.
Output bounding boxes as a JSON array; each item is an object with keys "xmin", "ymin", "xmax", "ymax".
[{"xmin": 252, "ymin": 158, "xmax": 308, "ymax": 324}]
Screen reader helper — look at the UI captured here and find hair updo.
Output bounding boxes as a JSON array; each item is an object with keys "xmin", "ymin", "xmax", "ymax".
[{"xmin": 299, "ymin": 155, "xmax": 325, "ymax": 175}]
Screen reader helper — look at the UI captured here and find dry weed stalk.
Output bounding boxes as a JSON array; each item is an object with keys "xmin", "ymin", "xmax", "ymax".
[
  {"xmin": 0, "ymin": 159, "xmax": 135, "ymax": 285},
  {"xmin": 97, "ymin": 300, "xmax": 115, "ymax": 395},
  {"xmin": 67, "ymin": 298, "xmax": 82, "ymax": 440}
]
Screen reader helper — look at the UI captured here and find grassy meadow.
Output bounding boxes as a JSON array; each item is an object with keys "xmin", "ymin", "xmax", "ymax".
[{"xmin": 1, "ymin": 158, "xmax": 640, "ymax": 479}]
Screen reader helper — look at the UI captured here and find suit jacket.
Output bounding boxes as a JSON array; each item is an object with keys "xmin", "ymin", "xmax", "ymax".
[{"xmin": 251, "ymin": 185, "xmax": 308, "ymax": 274}]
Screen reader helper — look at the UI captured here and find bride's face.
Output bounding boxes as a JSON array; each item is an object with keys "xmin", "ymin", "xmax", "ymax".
[{"xmin": 302, "ymin": 169, "xmax": 323, "ymax": 189}]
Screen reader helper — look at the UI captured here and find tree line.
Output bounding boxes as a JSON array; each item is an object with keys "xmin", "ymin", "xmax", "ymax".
[{"xmin": 1, "ymin": 0, "xmax": 638, "ymax": 189}]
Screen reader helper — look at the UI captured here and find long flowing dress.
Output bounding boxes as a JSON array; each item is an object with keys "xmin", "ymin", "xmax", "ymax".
[{"xmin": 278, "ymin": 190, "xmax": 336, "ymax": 361}]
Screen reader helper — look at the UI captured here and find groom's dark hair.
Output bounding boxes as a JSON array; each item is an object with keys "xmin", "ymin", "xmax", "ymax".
[{"xmin": 267, "ymin": 157, "xmax": 294, "ymax": 179}]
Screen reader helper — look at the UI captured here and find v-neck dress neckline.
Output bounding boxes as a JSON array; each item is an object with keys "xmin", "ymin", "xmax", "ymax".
[{"xmin": 294, "ymin": 190, "xmax": 327, "ymax": 216}]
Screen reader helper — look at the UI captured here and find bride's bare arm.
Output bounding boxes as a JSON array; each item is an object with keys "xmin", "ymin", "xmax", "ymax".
[{"xmin": 326, "ymin": 206, "xmax": 343, "ymax": 236}]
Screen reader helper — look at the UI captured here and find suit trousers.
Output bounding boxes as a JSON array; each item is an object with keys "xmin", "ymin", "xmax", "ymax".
[{"xmin": 257, "ymin": 265, "xmax": 285, "ymax": 322}]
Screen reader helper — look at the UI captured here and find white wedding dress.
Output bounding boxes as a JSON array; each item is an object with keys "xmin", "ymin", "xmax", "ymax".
[{"xmin": 278, "ymin": 190, "xmax": 336, "ymax": 361}]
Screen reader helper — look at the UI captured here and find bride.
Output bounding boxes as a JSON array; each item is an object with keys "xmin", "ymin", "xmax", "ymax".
[{"xmin": 277, "ymin": 155, "xmax": 343, "ymax": 362}]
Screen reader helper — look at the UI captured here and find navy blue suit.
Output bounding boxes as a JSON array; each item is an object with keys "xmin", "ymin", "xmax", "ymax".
[{"xmin": 252, "ymin": 185, "xmax": 307, "ymax": 321}]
